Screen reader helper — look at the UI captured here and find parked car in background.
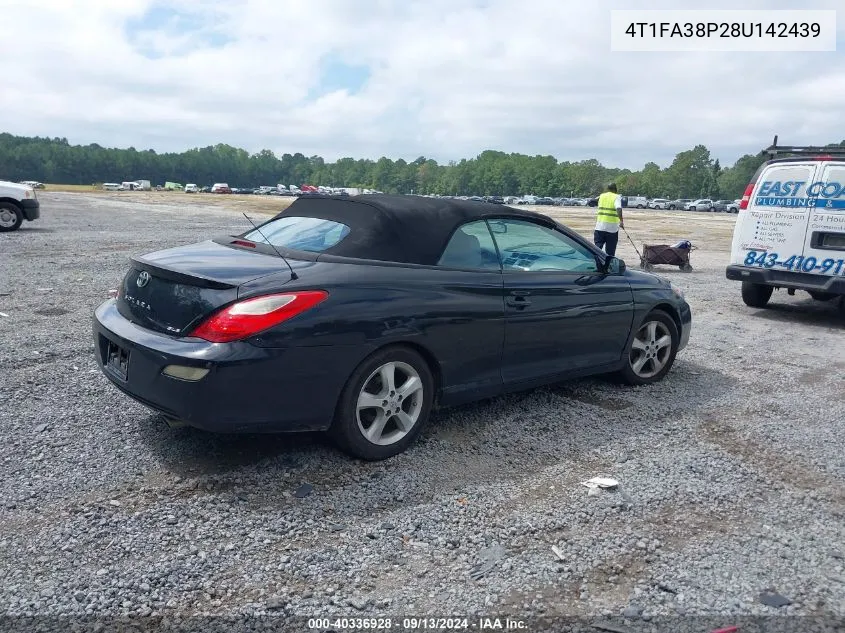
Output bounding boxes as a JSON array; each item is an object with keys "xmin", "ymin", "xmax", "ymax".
[
  {"xmin": 666, "ymin": 199, "xmax": 692, "ymax": 210},
  {"xmin": 648, "ymin": 198, "xmax": 668, "ymax": 209},
  {"xmin": 711, "ymin": 200, "xmax": 736, "ymax": 212},
  {"xmin": 0, "ymin": 179, "xmax": 40, "ymax": 232},
  {"xmin": 184, "ymin": 184, "xmax": 198, "ymax": 193},
  {"xmin": 727, "ymin": 200, "xmax": 739, "ymax": 213},
  {"xmin": 626, "ymin": 195, "xmax": 648, "ymax": 208},
  {"xmin": 211, "ymin": 183, "xmax": 232, "ymax": 194},
  {"xmin": 686, "ymin": 199, "xmax": 715, "ymax": 211}
]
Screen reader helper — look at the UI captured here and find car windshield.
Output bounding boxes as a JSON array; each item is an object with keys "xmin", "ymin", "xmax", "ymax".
[{"xmin": 243, "ymin": 216, "xmax": 351, "ymax": 253}]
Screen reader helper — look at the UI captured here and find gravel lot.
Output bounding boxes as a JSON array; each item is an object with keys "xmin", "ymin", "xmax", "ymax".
[{"xmin": 1, "ymin": 193, "xmax": 843, "ymax": 631}]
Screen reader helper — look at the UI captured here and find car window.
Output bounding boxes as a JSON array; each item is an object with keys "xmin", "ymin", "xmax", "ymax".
[
  {"xmin": 489, "ymin": 219, "xmax": 599, "ymax": 273},
  {"xmin": 243, "ymin": 216, "xmax": 350, "ymax": 252},
  {"xmin": 437, "ymin": 220, "xmax": 501, "ymax": 270}
]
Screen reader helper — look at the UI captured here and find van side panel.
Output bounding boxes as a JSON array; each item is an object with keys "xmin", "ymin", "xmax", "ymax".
[
  {"xmin": 801, "ymin": 162, "xmax": 845, "ymax": 276},
  {"xmin": 729, "ymin": 162, "xmax": 822, "ymax": 267}
]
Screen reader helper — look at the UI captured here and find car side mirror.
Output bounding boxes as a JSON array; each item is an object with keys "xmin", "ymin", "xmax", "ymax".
[
  {"xmin": 489, "ymin": 220, "xmax": 508, "ymax": 234},
  {"xmin": 604, "ymin": 256, "xmax": 625, "ymax": 274}
]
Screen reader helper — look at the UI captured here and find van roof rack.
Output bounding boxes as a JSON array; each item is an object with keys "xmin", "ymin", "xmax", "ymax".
[{"xmin": 763, "ymin": 134, "xmax": 845, "ymax": 159}]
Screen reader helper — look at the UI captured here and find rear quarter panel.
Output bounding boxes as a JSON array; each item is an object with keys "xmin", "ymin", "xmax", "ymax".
[{"xmin": 239, "ymin": 261, "xmax": 507, "ymax": 400}]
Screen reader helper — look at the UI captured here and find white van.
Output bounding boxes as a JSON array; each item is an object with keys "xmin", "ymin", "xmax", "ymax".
[
  {"xmin": 726, "ymin": 138, "xmax": 845, "ymax": 308},
  {"xmin": 625, "ymin": 195, "xmax": 648, "ymax": 208}
]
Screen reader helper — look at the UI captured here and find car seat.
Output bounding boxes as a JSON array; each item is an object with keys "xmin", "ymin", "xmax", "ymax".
[{"xmin": 439, "ymin": 229, "xmax": 485, "ymax": 268}]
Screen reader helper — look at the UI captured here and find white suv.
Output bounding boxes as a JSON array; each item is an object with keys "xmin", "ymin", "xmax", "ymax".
[
  {"xmin": 686, "ymin": 199, "xmax": 715, "ymax": 211},
  {"xmin": 0, "ymin": 180, "xmax": 40, "ymax": 232},
  {"xmin": 726, "ymin": 138, "xmax": 845, "ymax": 308}
]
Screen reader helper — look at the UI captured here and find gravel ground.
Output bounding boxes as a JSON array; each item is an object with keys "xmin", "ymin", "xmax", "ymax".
[{"xmin": 0, "ymin": 193, "xmax": 843, "ymax": 632}]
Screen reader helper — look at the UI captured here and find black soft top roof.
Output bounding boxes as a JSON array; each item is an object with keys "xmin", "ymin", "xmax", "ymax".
[{"xmin": 271, "ymin": 194, "xmax": 555, "ymax": 265}]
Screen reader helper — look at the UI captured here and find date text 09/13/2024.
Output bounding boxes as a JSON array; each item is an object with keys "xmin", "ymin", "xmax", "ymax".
[
  {"xmin": 306, "ymin": 617, "xmax": 527, "ymax": 630},
  {"xmin": 743, "ymin": 251, "xmax": 845, "ymax": 275}
]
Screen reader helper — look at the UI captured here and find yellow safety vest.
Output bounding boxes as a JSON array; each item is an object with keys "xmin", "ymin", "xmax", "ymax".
[{"xmin": 596, "ymin": 191, "xmax": 620, "ymax": 224}]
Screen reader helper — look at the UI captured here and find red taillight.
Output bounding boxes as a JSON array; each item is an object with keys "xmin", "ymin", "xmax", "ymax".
[
  {"xmin": 231, "ymin": 239, "xmax": 255, "ymax": 248},
  {"xmin": 816, "ymin": 155, "xmax": 833, "ymax": 160},
  {"xmin": 739, "ymin": 183, "xmax": 755, "ymax": 210},
  {"xmin": 190, "ymin": 291, "xmax": 328, "ymax": 343}
]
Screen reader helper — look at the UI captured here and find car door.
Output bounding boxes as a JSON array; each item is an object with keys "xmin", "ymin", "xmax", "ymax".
[
  {"xmin": 431, "ymin": 220, "xmax": 506, "ymax": 404},
  {"xmin": 801, "ymin": 161, "xmax": 845, "ymax": 278},
  {"xmin": 488, "ymin": 218, "xmax": 634, "ymax": 387}
]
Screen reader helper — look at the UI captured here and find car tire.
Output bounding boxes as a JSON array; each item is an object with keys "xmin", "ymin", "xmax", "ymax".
[
  {"xmin": 619, "ymin": 310, "xmax": 679, "ymax": 386},
  {"xmin": 0, "ymin": 202, "xmax": 23, "ymax": 232},
  {"xmin": 667, "ymin": 205, "xmax": 675, "ymax": 210},
  {"xmin": 330, "ymin": 346, "xmax": 435, "ymax": 461},
  {"xmin": 741, "ymin": 281, "xmax": 774, "ymax": 308},
  {"xmin": 709, "ymin": 206, "xmax": 715, "ymax": 212},
  {"xmin": 681, "ymin": 263, "xmax": 693, "ymax": 272},
  {"xmin": 637, "ymin": 204, "xmax": 644, "ymax": 209}
]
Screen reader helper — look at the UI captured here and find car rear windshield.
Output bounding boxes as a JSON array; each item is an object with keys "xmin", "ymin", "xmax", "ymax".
[{"xmin": 243, "ymin": 216, "xmax": 351, "ymax": 253}]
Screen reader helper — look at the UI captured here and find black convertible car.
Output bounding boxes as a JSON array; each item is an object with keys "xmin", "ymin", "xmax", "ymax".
[{"xmin": 93, "ymin": 194, "xmax": 691, "ymax": 460}]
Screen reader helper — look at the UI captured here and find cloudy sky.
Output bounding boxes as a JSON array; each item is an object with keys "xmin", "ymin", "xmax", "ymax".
[{"xmin": 1, "ymin": 0, "xmax": 842, "ymax": 169}]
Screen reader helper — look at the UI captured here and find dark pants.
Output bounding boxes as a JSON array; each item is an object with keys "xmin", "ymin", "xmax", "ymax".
[{"xmin": 594, "ymin": 230, "xmax": 619, "ymax": 256}]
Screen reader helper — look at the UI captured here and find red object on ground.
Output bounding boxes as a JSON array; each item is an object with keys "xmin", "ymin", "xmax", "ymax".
[{"xmin": 710, "ymin": 627, "xmax": 738, "ymax": 633}]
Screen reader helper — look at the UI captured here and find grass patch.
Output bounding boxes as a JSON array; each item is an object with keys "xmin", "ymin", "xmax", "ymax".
[{"xmin": 44, "ymin": 183, "xmax": 104, "ymax": 192}]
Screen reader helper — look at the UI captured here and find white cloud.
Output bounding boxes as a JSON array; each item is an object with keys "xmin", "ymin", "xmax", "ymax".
[{"xmin": 1, "ymin": 0, "xmax": 843, "ymax": 169}]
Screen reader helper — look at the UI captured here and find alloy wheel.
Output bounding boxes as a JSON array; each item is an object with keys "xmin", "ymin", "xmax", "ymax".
[
  {"xmin": 356, "ymin": 361, "xmax": 424, "ymax": 446},
  {"xmin": 629, "ymin": 320, "xmax": 673, "ymax": 379}
]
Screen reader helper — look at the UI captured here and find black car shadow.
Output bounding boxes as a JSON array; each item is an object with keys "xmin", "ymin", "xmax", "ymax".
[
  {"xmin": 136, "ymin": 358, "xmax": 729, "ymax": 511},
  {"xmin": 136, "ymin": 417, "xmax": 331, "ymax": 477}
]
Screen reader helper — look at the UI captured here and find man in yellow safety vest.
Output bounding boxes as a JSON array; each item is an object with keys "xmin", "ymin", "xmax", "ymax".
[{"xmin": 594, "ymin": 183, "xmax": 624, "ymax": 256}]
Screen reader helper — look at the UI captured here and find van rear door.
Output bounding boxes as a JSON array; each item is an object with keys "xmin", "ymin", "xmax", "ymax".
[
  {"xmin": 800, "ymin": 161, "xmax": 845, "ymax": 277},
  {"xmin": 729, "ymin": 161, "xmax": 822, "ymax": 270}
]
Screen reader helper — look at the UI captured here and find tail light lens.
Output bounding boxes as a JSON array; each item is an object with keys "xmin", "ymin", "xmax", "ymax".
[
  {"xmin": 190, "ymin": 291, "xmax": 328, "ymax": 343},
  {"xmin": 739, "ymin": 183, "xmax": 755, "ymax": 210}
]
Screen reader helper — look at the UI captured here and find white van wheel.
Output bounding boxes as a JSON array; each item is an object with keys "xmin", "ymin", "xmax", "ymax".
[{"xmin": 741, "ymin": 281, "xmax": 773, "ymax": 308}]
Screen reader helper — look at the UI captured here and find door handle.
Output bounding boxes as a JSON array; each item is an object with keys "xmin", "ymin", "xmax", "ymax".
[{"xmin": 506, "ymin": 293, "xmax": 531, "ymax": 307}]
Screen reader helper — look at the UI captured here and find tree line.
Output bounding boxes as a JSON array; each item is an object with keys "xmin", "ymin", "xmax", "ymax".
[{"xmin": 1, "ymin": 132, "xmax": 843, "ymax": 199}]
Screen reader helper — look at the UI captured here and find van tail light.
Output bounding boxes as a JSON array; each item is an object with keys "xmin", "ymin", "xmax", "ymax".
[
  {"xmin": 739, "ymin": 183, "xmax": 755, "ymax": 210},
  {"xmin": 189, "ymin": 291, "xmax": 328, "ymax": 343}
]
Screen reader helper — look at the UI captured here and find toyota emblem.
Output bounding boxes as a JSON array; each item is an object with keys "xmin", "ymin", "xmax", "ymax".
[{"xmin": 136, "ymin": 271, "xmax": 151, "ymax": 288}]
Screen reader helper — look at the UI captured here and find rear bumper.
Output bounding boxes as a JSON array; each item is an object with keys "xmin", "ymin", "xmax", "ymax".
[
  {"xmin": 21, "ymin": 198, "xmax": 40, "ymax": 221},
  {"xmin": 93, "ymin": 299, "xmax": 373, "ymax": 433},
  {"xmin": 726, "ymin": 265, "xmax": 845, "ymax": 294}
]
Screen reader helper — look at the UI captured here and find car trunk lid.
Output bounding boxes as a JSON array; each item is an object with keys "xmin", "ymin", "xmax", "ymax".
[{"xmin": 116, "ymin": 239, "xmax": 301, "ymax": 336}]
